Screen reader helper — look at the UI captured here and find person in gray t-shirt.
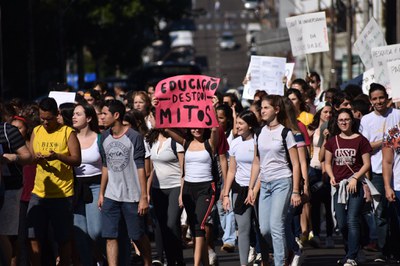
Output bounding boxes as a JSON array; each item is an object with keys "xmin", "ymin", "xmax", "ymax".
[{"xmin": 97, "ymin": 100, "xmax": 152, "ymax": 266}]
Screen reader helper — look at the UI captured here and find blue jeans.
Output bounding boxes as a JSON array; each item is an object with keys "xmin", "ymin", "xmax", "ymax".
[
  {"xmin": 73, "ymin": 184, "xmax": 105, "ymax": 266},
  {"xmin": 371, "ymin": 173, "xmax": 388, "ymax": 253},
  {"xmin": 258, "ymin": 178, "xmax": 292, "ymax": 266},
  {"xmin": 217, "ymin": 194, "xmax": 236, "ymax": 245},
  {"xmin": 333, "ymin": 181, "xmax": 364, "ymax": 260}
]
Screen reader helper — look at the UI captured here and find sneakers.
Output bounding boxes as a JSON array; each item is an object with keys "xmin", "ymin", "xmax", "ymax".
[
  {"xmin": 325, "ymin": 236, "xmax": 335, "ymax": 248},
  {"xmin": 309, "ymin": 236, "xmax": 321, "ymax": 248},
  {"xmin": 343, "ymin": 259, "xmax": 357, "ymax": 266},
  {"xmin": 295, "ymin": 237, "xmax": 304, "ymax": 249},
  {"xmin": 248, "ymin": 246, "xmax": 256, "ymax": 264},
  {"xmin": 151, "ymin": 259, "xmax": 163, "ymax": 266},
  {"xmin": 374, "ymin": 255, "xmax": 388, "ymax": 263},
  {"xmin": 220, "ymin": 243, "xmax": 235, "ymax": 253},
  {"xmin": 208, "ymin": 248, "xmax": 217, "ymax": 265},
  {"xmin": 290, "ymin": 250, "xmax": 303, "ymax": 266}
]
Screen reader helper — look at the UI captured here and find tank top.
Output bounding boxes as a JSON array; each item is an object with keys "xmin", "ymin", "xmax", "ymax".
[
  {"xmin": 74, "ymin": 137, "xmax": 102, "ymax": 178},
  {"xmin": 32, "ymin": 125, "xmax": 74, "ymax": 198},
  {"xmin": 184, "ymin": 149, "xmax": 212, "ymax": 183}
]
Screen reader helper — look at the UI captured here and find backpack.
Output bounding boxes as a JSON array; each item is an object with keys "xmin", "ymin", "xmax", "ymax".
[
  {"xmin": 183, "ymin": 139, "xmax": 220, "ymax": 184},
  {"xmin": 255, "ymin": 125, "xmax": 292, "ymax": 170}
]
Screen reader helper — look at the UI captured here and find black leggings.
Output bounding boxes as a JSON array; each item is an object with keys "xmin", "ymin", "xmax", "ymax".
[
  {"xmin": 152, "ymin": 187, "xmax": 184, "ymax": 265},
  {"xmin": 182, "ymin": 181, "xmax": 216, "ymax": 237}
]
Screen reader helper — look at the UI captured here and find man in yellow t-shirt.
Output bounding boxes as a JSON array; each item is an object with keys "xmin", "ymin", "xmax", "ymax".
[{"xmin": 27, "ymin": 97, "xmax": 81, "ymax": 266}]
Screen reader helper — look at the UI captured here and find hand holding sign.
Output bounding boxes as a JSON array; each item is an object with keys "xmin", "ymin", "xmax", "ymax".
[{"xmin": 155, "ymin": 75, "xmax": 220, "ymax": 128}]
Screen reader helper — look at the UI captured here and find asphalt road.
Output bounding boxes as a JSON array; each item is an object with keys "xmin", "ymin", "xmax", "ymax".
[{"xmin": 192, "ymin": 0, "xmax": 258, "ymax": 90}]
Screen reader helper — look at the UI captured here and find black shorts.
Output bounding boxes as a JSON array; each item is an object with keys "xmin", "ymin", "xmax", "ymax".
[{"xmin": 182, "ymin": 181, "xmax": 216, "ymax": 237}]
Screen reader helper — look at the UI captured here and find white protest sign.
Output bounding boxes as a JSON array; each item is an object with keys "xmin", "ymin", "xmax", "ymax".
[
  {"xmin": 48, "ymin": 91, "xmax": 76, "ymax": 107},
  {"xmin": 354, "ymin": 18, "xmax": 386, "ymax": 69},
  {"xmin": 285, "ymin": 63, "xmax": 295, "ymax": 88},
  {"xmin": 362, "ymin": 68, "xmax": 375, "ymax": 95},
  {"xmin": 371, "ymin": 44, "xmax": 400, "ymax": 97},
  {"xmin": 285, "ymin": 11, "xmax": 329, "ymax": 57},
  {"xmin": 387, "ymin": 60, "xmax": 400, "ymax": 102},
  {"xmin": 242, "ymin": 56, "xmax": 286, "ymax": 99}
]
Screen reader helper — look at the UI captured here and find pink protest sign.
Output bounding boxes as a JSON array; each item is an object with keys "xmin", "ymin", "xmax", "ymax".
[{"xmin": 155, "ymin": 75, "xmax": 220, "ymax": 128}]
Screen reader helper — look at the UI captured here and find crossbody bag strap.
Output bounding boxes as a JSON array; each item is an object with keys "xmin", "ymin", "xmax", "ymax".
[{"xmin": 335, "ymin": 135, "xmax": 355, "ymax": 174}]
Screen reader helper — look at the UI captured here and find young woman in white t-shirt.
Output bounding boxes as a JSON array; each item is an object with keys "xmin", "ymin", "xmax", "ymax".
[
  {"xmin": 146, "ymin": 128, "xmax": 185, "ymax": 266},
  {"xmin": 245, "ymin": 95, "xmax": 301, "ymax": 266},
  {"xmin": 222, "ymin": 110, "xmax": 262, "ymax": 266}
]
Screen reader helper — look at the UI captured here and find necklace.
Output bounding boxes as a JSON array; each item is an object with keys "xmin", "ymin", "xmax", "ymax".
[{"xmin": 267, "ymin": 123, "xmax": 279, "ymax": 130}]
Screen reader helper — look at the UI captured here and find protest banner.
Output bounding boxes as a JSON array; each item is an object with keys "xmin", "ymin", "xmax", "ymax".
[
  {"xmin": 285, "ymin": 11, "xmax": 329, "ymax": 57},
  {"xmin": 285, "ymin": 63, "xmax": 295, "ymax": 88},
  {"xmin": 371, "ymin": 44, "xmax": 400, "ymax": 97},
  {"xmin": 242, "ymin": 56, "xmax": 286, "ymax": 100},
  {"xmin": 155, "ymin": 75, "xmax": 220, "ymax": 128},
  {"xmin": 48, "ymin": 91, "xmax": 76, "ymax": 107},
  {"xmin": 354, "ymin": 18, "xmax": 386, "ymax": 69},
  {"xmin": 362, "ymin": 68, "xmax": 375, "ymax": 96},
  {"xmin": 387, "ymin": 60, "xmax": 400, "ymax": 102}
]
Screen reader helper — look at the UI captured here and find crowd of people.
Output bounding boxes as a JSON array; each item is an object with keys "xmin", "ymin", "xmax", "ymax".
[{"xmin": 1, "ymin": 74, "xmax": 400, "ymax": 266}]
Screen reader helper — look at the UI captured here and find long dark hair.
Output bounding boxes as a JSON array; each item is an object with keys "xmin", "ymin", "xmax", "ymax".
[
  {"xmin": 330, "ymin": 108, "xmax": 359, "ymax": 136},
  {"xmin": 216, "ymin": 104, "xmax": 233, "ymax": 137},
  {"xmin": 146, "ymin": 128, "xmax": 168, "ymax": 147},
  {"xmin": 237, "ymin": 110, "xmax": 259, "ymax": 135},
  {"xmin": 286, "ymin": 88, "xmax": 308, "ymax": 113},
  {"xmin": 123, "ymin": 109, "xmax": 149, "ymax": 136},
  {"xmin": 308, "ymin": 103, "xmax": 332, "ymax": 131},
  {"xmin": 75, "ymin": 103, "xmax": 100, "ymax": 134}
]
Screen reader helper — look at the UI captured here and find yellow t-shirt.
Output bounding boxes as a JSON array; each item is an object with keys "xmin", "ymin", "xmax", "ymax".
[
  {"xmin": 32, "ymin": 125, "xmax": 75, "ymax": 198},
  {"xmin": 298, "ymin": 111, "xmax": 314, "ymax": 127}
]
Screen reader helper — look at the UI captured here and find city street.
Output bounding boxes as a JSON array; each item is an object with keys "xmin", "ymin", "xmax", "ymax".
[{"xmin": 192, "ymin": 0, "xmax": 258, "ymax": 89}]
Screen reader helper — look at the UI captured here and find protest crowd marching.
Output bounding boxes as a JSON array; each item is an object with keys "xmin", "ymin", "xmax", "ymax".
[{"xmin": 3, "ymin": 9, "xmax": 400, "ymax": 266}]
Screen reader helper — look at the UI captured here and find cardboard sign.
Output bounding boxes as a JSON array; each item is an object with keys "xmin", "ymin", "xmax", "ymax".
[
  {"xmin": 48, "ymin": 91, "xmax": 76, "ymax": 107},
  {"xmin": 285, "ymin": 63, "xmax": 295, "ymax": 88},
  {"xmin": 362, "ymin": 68, "xmax": 375, "ymax": 96},
  {"xmin": 371, "ymin": 44, "xmax": 400, "ymax": 97},
  {"xmin": 155, "ymin": 75, "xmax": 220, "ymax": 128},
  {"xmin": 354, "ymin": 18, "xmax": 386, "ymax": 69},
  {"xmin": 387, "ymin": 60, "xmax": 400, "ymax": 102},
  {"xmin": 286, "ymin": 11, "xmax": 329, "ymax": 57},
  {"xmin": 242, "ymin": 56, "xmax": 286, "ymax": 99}
]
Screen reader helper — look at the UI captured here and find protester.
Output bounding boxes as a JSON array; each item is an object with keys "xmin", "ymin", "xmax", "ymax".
[
  {"xmin": 97, "ymin": 100, "xmax": 152, "ymax": 266},
  {"xmin": 325, "ymin": 108, "xmax": 372, "ymax": 266},
  {"xmin": 246, "ymin": 95, "xmax": 301, "ymax": 266},
  {"xmin": 27, "ymin": 97, "xmax": 81, "ymax": 266},
  {"xmin": 72, "ymin": 103, "xmax": 105, "ymax": 265}
]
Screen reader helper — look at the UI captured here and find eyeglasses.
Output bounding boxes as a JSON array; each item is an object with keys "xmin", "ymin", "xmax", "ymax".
[{"xmin": 337, "ymin": 118, "xmax": 351, "ymax": 124}]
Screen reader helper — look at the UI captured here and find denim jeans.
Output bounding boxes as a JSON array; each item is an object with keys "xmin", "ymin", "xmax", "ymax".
[
  {"xmin": 217, "ymin": 192, "xmax": 236, "ymax": 245},
  {"xmin": 73, "ymin": 183, "xmax": 105, "ymax": 266},
  {"xmin": 333, "ymin": 181, "xmax": 364, "ymax": 260},
  {"xmin": 371, "ymin": 173, "xmax": 388, "ymax": 253},
  {"xmin": 258, "ymin": 178, "xmax": 292, "ymax": 266}
]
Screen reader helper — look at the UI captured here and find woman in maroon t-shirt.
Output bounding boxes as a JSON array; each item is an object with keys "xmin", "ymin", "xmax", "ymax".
[{"xmin": 324, "ymin": 108, "xmax": 371, "ymax": 266}]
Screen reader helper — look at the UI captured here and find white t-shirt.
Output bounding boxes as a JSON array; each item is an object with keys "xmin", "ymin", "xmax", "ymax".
[
  {"xmin": 360, "ymin": 108, "xmax": 400, "ymax": 174},
  {"xmin": 184, "ymin": 149, "xmax": 213, "ymax": 183},
  {"xmin": 256, "ymin": 125, "xmax": 296, "ymax": 182},
  {"xmin": 229, "ymin": 137, "xmax": 254, "ymax": 187},
  {"xmin": 383, "ymin": 124, "xmax": 400, "ymax": 191},
  {"xmin": 150, "ymin": 138, "xmax": 183, "ymax": 189}
]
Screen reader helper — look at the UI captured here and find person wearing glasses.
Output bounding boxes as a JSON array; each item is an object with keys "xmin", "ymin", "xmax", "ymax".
[
  {"xmin": 325, "ymin": 108, "xmax": 372, "ymax": 266},
  {"xmin": 307, "ymin": 72, "xmax": 323, "ymax": 107}
]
